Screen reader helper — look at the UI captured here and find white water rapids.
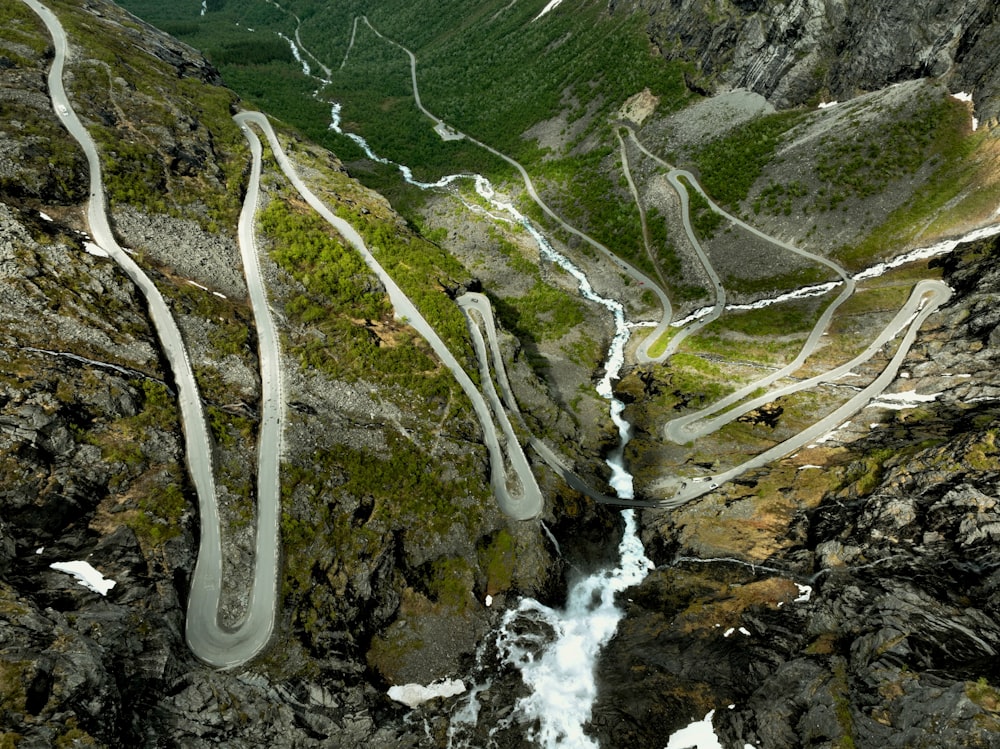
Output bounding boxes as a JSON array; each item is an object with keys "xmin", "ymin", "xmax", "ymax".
[{"xmin": 329, "ymin": 103, "xmax": 652, "ymax": 746}]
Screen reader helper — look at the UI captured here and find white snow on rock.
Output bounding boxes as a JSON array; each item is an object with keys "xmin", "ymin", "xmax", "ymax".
[
  {"xmin": 83, "ymin": 241, "xmax": 109, "ymax": 257},
  {"xmin": 387, "ymin": 679, "xmax": 466, "ymax": 708},
  {"xmin": 664, "ymin": 710, "xmax": 723, "ymax": 749},
  {"xmin": 811, "ymin": 420, "xmax": 852, "ymax": 447},
  {"xmin": 868, "ymin": 390, "xmax": 939, "ymax": 410},
  {"xmin": 533, "ymin": 0, "xmax": 565, "ymax": 20},
  {"xmin": 818, "ymin": 100, "xmax": 838, "ymax": 109},
  {"xmin": 49, "ymin": 560, "xmax": 116, "ymax": 595},
  {"xmin": 794, "ymin": 584, "xmax": 813, "ymax": 603}
]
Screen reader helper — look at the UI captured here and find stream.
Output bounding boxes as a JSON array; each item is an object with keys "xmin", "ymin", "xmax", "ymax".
[{"xmin": 329, "ymin": 103, "xmax": 653, "ymax": 746}]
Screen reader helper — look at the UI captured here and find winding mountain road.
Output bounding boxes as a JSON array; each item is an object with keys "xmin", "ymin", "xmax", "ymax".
[
  {"xmin": 657, "ymin": 279, "xmax": 952, "ymax": 506},
  {"xmin": 25, "ymin": 0, "xmax": 289, "ymax": 668},
  {"xmin": 237, "ymin": 111, "xmax": 543, "ymax": 520},
  {"xmin": 360, "ymin": 18, "xmax": 673, "ymax": 338}
]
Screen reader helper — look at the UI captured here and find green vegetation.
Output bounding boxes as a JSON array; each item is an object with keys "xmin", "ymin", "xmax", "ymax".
[
  {"xmin": 712, "ymin": 300, "xmax": 821, "ymax": 337},
  {"xmin": 0, "ymin": 2, "xmax": 49, "ymax": 57},
  {"xmin": 340, "ymin": 206, "xmax": 478, "ymax": 365},
  {"xmin": 128, "ymin": 476, "xmax": 188, "ymax": 545},
  {"xmin": 260, "ymin": 195, "xmax": 468, "ymax": 396},
  {"xmin": 426, "ymin": 556, "xmax": 474, "ymax": 609},
  {"xmin": 692, "ymin": 110, "xmax": 805, "ymax": 208},
  {"xmin": 753, "ymin": 180, "xmax": 808, "ymax": 217},
  {"xmin": 651, "ymin": 353, "xmax": 735, "ymax": 412},
  {"xmin": 831, "ymin": 659, "xmax": 857, "ymax": 749},
  {"xmin": 836, "ymin": 121, "xmax": 991, "ymax": 268},
  {"xmin": 261, "ymin": 198, "xmax": 389, "ymax": 322},
  {"xmin": 967, "ymin": 676, "xmax": 1000, "ymax": 712},
  {"xmin": 723, "ymin": 265, "xmax": 833, "ymax": 296},
  {"xmin": 279, "ymin": 432, "xmax": 489, "ymax": 634},
  {"xmin": 842, "ymin": 446, "xmax": 897, "ymax": 496},
  {"xmin": 647, "ymin": 207, "xmax": 708, "ymax": 302},
  {"xmin": 478, "ymin": 528, "xmax": 516, "ymax": 595},
  {"xmin": 49, "ymin": 0, "xmax": 245, "ymax": 227},
  {"xmin": 815, "ymin": 94, "xmax": 967, "ymax": 205},
  {"xmin": 685, "ymin": 184, "xmax": 724, "ymax": 239},
  {"xmin": 493, "ymin": 279, "xmax": 587, "ymax": 343},
  {"xmin": 119, "ymin": 0, "xmax": 691, "ymax": 269},
  {"xmin": 684, "ymin": 326, "xmax": 807, "ymax": 366},
  {"xmin": 645, "ymin": 327, "xmax": 677, "ymax": 359}
]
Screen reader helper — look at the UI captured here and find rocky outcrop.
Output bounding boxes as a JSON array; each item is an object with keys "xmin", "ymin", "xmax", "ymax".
[
  {"xmin": 617, "ymin": 0, "xmax": 1000, "ymax": 120},
  {"xmin": 593, "ymin": 234, "xmax": 1000, "ymax": 747}
]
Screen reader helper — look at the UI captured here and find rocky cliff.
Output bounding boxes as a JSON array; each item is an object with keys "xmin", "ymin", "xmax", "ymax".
[
  {"xmin": 591, "ymin": 233, "xmax": 1000, "ymax": 747},
  {"xmin": 618, "ymin": 0, "xmax": 1000, "ymax": 121},
  {"xmin": 6, "ymin": 0, "xmax": 1000, "ymax": 746}
]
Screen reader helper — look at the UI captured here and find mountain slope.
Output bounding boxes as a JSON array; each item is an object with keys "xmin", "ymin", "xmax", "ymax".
[
  {"xmin": 5, "ymin": 0, "xmax": 1000, "ymax": 746},
  {"xmin": 0, "ymin": 1, "xmax": 565, "ymax": 745}
]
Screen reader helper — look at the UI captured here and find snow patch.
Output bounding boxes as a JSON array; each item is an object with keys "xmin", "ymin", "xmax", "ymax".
[
  {"xmin": 818, "ymin": 100, "xmax": 838, "ymax": 109},
  {"xmin": 813, "ymin": 420, "xmax": 852, "ymax": 446},
  {"xmin": 83, "ymin": 241, "xmax": 108, "ymax": 257},
  {"xmin": 664, "ymin": 710, "xmax": 723, "ymax": 749},
  {"xmin": 868, "ymin": 390, "xmax": 939, "ymax": 410},
  {"xmin": 50, "ymin": 560, "xmax": 116, "ymax": 595},
  {"xmin": 533, "ymin": 0, "xmax": 565, "ymax": 20},
  {"xmin": 387, "ymin": 679, "xmax": 466, "ymax": 708},
  {"xmin": 39, "ymin": 211, "xmax": 53, "ymax": 222},
  {"xmin": 794, "ymin": 584, "xmax": 812, "ymax": 603}
]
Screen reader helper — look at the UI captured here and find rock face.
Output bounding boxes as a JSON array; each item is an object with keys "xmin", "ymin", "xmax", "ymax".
[
  {"xmin": 592, "ymin": 235, "xmax": 1000, "ymax": 748},
  {"xmin": 619, "ymin": 0, "xmax": 1000, "ymax": 120}
]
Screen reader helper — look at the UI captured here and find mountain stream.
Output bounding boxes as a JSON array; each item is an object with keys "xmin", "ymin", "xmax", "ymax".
[{"xmin": 329, "ymin": 104, "xmax": 653, "ymax": 747}]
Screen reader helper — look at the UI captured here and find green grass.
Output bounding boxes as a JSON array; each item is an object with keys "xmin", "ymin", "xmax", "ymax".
[
  {"xmin": 723, "ymin": 265, "xmax": 834, "ymax": 296},
  {"xmin": 685, "ymin": 182, "xmax": 725, "ymax": 239},
  {"xmin": 712, "ymin": 300, "xmax": 821, "ymax": 337},
  {"xmin": 119, "ymin": 0, "xmax": 693, "ymax": 269},
  {"xmin": 49, "ymin": 0, "xmax": 246, "ymax": 227},
  {"xmin": 493, "ymin": 279, "xmax": 588, "ymax": 343}
]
